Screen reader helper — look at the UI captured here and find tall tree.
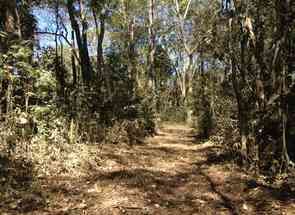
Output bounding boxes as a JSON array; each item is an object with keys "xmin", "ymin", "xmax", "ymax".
[
  {"xmin": 0, "ymin": 0, "xmax": 21, "ymax": 51},
  {"xmin": 67, "ymin": 0, "xmax": 94, "ymax": 84},
  {"xmin": 91, "ymin": 0, "xmax": 106, "ymax": 77},
  {"xmin": 148, "ymin": 0, "xmax": 156, "ymax": 91}
]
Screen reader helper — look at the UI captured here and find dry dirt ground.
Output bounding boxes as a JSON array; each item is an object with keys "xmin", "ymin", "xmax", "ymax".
[{"xmin": 2, "ymin": 124, "xmax": 295, "ymax": 214}]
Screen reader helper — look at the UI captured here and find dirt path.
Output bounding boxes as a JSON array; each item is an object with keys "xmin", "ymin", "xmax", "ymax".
[{"xmin": 6, "ymin": 124, "xmax": 295, "ymax": 214}]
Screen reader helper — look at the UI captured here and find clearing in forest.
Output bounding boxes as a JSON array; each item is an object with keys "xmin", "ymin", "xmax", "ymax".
[{"xmin": 2, "ymin": 124, "xmax": 295, "ymax": 215}]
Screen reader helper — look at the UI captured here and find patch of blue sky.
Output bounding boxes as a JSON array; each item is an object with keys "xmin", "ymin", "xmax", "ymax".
[
  {"xmin": 33, "ymin": 6, "xmax": 72, "ymax": 49},
  {"xmin": 33, "ymin": 7, "xmax": 57, "ymax": 48},
  {"xmin": 33, "ymin": 6, "xmax": 111, "ymax": 56}
]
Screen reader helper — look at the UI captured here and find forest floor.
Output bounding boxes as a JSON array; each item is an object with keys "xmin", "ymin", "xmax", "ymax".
[{"xmin": 1, "ymin": 124, "xmax": 295, "ymax": 214}]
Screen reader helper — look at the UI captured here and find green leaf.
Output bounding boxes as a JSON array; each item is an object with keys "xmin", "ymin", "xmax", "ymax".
[{"xmin": 0, "ymin": 31, "xmax": 8, "ymax": 38}]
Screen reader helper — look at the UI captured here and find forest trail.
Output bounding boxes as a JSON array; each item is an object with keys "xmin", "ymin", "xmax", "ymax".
[{"xmin": 15, "ymin": 124, "xmax": 295, "ymax": 215}]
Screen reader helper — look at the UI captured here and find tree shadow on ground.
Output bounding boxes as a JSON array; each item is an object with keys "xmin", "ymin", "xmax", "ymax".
[
  {"xmin": 37, "ymin": 168, "xmax": 205, "ymax": 214},
  {"xmin": 192, "ymin": 148, "xmax": 295, "ymax": 214},
  {"xmin": 100, "ymin": 153, "xmax": 130, "ymax": 165},
  {"xmin": 33, "ymin": 142, "xmax": 295, "ymax": 215},
  {"xmin": 82, "ymin": 168, "xmax": 221, "ymax": 214},
  {"xmin": 199, "ymin": 170, "xmax": 240, "ymax": 215},
  {"xmin": 145, "ymin": 146, "xmax": 182, "ymax": 155},
  {"xmin": 150, "ymin": 137, "xmax": 196, "ymax": 146},
  {"xmin": 16, "ymin": 125, "xmax": 294, "ymax": 215},
  {"xmin": 0, "ymin": 153, "xmax": 46, "ymax": 214},
  {"xmin": 190, "ymin": 134, "xmax": 210, "ymax": 144},
  {"xmin": 193, "ymin": 145, "xmax": 222, "ymax": 154},
  {"xmin": 160, "ymin": 128, "xmax": 189, "ymax": 135},
  {"xmin": 147, "ymin": 146, "xmax": 203, "ymax": 155},
  {"xmin": 192, "ymin": 150, "xmax": 237, "ymax": 167},
  {"xmin": 81, "ymin": 165, "xmax": 252, "ymax": 214}
]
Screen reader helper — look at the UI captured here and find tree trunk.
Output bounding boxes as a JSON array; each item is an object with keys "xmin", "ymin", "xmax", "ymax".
[
  {"xmin": 71, "ymin": 31, "xmax": 77, "ymax": 86},
  {"xmin": 67, "ymin": 0, "xmax": 93, "ymax": 84},
  {"xmin": 148, "ymin": 0, "xmax": 156, "ymax": 91},
  {"xmin": 54, "ymin": 0, "xmax": 65, "ymax": 100},
  {"xmin": 0, "ymin": 0, "xmax": 21, "ymax": 51},
  {"xmin": 128, "ymin": 17, "xmax": 135, "ymax": 79},
  {"xmin": 127, "ymin": 15, "xmax": 137, "ymax": 98},
  {"xmin": 281, "ymin": 60, "xmax": 290, "ymax": 171},
  {"xmin": 93, "ymin": 7, "xmax": 112, "ymax": 100},
  {"xmin": 92, "ymin": 9, "xmax": 105, "ymax": 77},
  {"xmin": 231, "ymin": 58, "xmax": 249, "ymax": 164},
  {"xmin": 0, "ymin": 0, "xmax": 20, "ymax": 118}
]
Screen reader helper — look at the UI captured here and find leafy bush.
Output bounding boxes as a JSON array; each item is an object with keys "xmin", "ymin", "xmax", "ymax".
[{"xmin": 160, "ymin": 106, "xmax": 187, "ymax": 123}]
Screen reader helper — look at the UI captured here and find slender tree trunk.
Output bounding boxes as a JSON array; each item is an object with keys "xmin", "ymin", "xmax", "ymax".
[
  {"xmin": 55, "ymin": 0, "xmax": 61, "ymax": 99},
  {"xmin": 148, "ymin": 0, "xmax": 159, "ymax": 113},
  {"xmin": 98, "ymin": 16, "xmax": 105, "ymax": 74},
  {"xmin": 71, "ymin": 31, "xmax": 77, "ymax": 86},
  {"xmin": 92, "ymin": 8, "xmax": 112, "ymax": 101},
  {"xmin": 92, "ymin": 9, "xmax": 105, "ymax": 77},
  {"xmin": 127, "ymin": 15, "xmax": 137, "ymax": 97},
  {"xmin": 185, "ymin": 54, "xmax": 194, "ymax": 122},
  {"xmin": 148, "ymin": 0, "xmax": 156, "ymax": 91},
  {"xmin": 121, "ymin": 0, "xmax": 138, "ymax": 97},
  {"xmin": 128, "ymin": 17, "xmax": 135, "ymax": 79},
  {"xmin": 227, "ymin": 11, "xmax": 249, "ymax": 165},
  {"xmin": 281, "ymin": 56, "xmax": 290, "ymax": 171},
  {"xmin": 67, "ymin": 0, "xmax": 93, "ymax": 84},
  {"xmin": 231, "ymin": 57, "xmax": 249, "ymax": 164},
  {"xmin": 5, "ymin": 80, "xmax": 13, "ymax": 121}
]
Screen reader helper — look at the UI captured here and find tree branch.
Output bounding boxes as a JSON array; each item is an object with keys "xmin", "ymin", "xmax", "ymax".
[{"xmin": 36, "ymin": 31, "xmax": 80, "ymax": 63}]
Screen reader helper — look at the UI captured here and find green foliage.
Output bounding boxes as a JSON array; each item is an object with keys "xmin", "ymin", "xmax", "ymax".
[
  {"xmin": 0, "ymin": 41, "xmax": 35, "ymax": 77},
  {"xmin": 154, "ymin": 45, "xmax": 173, "ymax": 82},
  {"xmin": 192, "ymin": 73, "xmax": 215, "ymax": 139},
  {"xmin": 160, "ymin": 106, "xmax": 187, "ymax": 122},
  {"xmin": 105, "ymin": 49, "xmax": 156, "ymax": 135},
  {"xmin": 34, "ymin": 70, "xmax": 56, "ymax": 101},
  {"xmin": 136, "ymin": 92, "xmax": 156, "ymax": 136}
]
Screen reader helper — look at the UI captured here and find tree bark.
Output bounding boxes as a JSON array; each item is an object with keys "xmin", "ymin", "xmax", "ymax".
[
  {"xmin": 148, "ymin": 0, "xmax": 156, "ymax": 91},
  {"xmin": 0, "ymin": 0, "xmax": 21, "ymax": 51},
  {"xmin": 54, "ymin": 0, "xmax": 65, "ymax": 100},
  {"xmin": 71, "ymin": 30, "xmax": 77, "ymax": 86},
  {"xmin": 92, "ymin": 8, "xmax": 105, "ymax": 77},
  {"xmin": 67, "ymin": 0, "xmax": 93, "ymax": 84}
]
